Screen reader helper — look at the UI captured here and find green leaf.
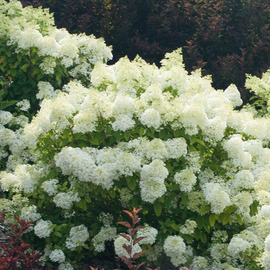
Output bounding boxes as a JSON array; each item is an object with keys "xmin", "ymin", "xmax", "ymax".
[
  {"xmin": 124, "ymin": 132, "xmax": 129, "ymax": 141},
  {"xmin": 235, "ymin": 214, "xmax": 243, "ymax": 225},
  {"xmin": 153, "ymin": 201, "xmax": 162, "ymax": 217},
  {"xmin": 126, "ymin": 177, "xmax": 136, "ymax": 191},
  {"xmin": 201, "ymin": 232, "xmax": 207, "ymax": 243},
  {"xmin": 171, "ymin": 223, "xmax": 180, "ymax": 231},
  {"xmin": 108, "ymin": 189, "xmax": 116, "ymax": 198},
  {"xmin": 54, "ymin": 231, "xmax": 62, "ymax": 237},
  {"xmin": 89, "ymin": 137, "xmax": 99, "ymax": 145},
  {"xmin": 223, "ymin": 204, "xmax": 237, "ymax": 214},
  {"xmin": 209, "ymin": 214, "xmax": 216, "ymax": 227},
  {"xmin": 222, "ymin": 215, "xmax": 230, "ymax": 225},
  {"xmin": 139, "ymin": 127, "xmax": 144, "ymax": 136},
  {"xmin": 76, "ymin": 200, "xmax": 88, "ymax": 211},
  {"xmin": 21, "ymin": 63, "xmax": 30, "ymax": 71},
  {"xmin": 199, "ymin": 205, "xmax": 211, "ymax": 215}
]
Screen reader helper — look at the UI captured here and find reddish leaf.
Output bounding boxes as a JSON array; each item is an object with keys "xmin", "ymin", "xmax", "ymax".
[
  {"xmin": 136, "ymin": 262, "xmax": 145, "ymax": 270},
  {"xmin": 133, "ymin": 236, "xmax": 146, "ymax": 245},
  {"xmin": 123, "ymin": 210, "xmax": 134, "ymax": 220},
  {"xmin": 119, "ymin": 255, "xmax": 131, "ymax": 265},
  {"xmin": 117, "ymin": 221, "xmax": 131, "ymax": 228},
  {"xmin": 132, "ymin": 250, "xmax": 147, "ymax": 260},
  {"xmin": 119, "ymin": 233, "xmax": 131, "ymax": 241},
  {"xmin": 123, "ymin": 244, "xmax": 132, "ymax": 255}
]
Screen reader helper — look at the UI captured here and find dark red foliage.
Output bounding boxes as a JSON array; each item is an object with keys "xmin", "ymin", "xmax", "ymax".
[
  {"xmin": 0, "ymin": 213, "xmax": 42, "ymax": 270},
  {"xmin": 116, "ymin": 208, "xmax": 146, "ymax": 270}
]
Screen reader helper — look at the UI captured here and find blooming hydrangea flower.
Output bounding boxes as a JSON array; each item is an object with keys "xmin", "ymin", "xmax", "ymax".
[
  {"xmin": 261, "ymin": 205, "xmax": 270, "ymax": 217},
  {"xmin": 92, "ymin": 225, "xmax": 117, "ymax": 252},
  {"xmin": 192, "ymin": 256, "xmax": 209, "ymax": 270},
  {"xmin": 53, "ymin": 191, "xmax": 80, "ymax": 210},
  {"xmin": 20, "ymin": 205, "xmax": 41, "ymax": 221},
  {"xmin": 140, "ymin": 159, "xmax": 168, "ymax": 203},
  {"xmin": 203, "ymin": 183, "xmax": 231, "ymax": 214},
  {"xmin": 49, "ymin": 249, "xmax": 65, "ymax": 263},
  {"xmin": 265, "ymin": 235, "xmax": 270, "ymax": 251},
  {"xmin": 41, "ymin": 179, "xmax": 59, "ymax": 196},
  {"xmin": 140, "ymin": 108, "xmax": 161, "ymax": 129},
  {"xmin": 0, "ymin": 111, "xmax": 13, "ymax": 125},
  {"xmin": 65, "ymin": 225, "xmax": 89, "ymax": 250},
  {"xmin": 174, "ymin": 169, "xmax": 197, "ymax": 193},
  {"xmin": 34, "ymin": 219, "xmax": 52, "ymax": 238},
  {"xmin": 16, "ymin": 99, "xmax": 30, "ymax": 111},
  {"xmin": 37, "ymin": 81, "xmax": 55, "ymax": 100},
  {"xmin": 180, "ymin": 220, "xmax": 197, "ymax": 235},
  {"xmin": 58, "ymin": 262, "xmax": 73, "ymax": 270},
  {"xmin": 136, "ymin": 225, "xmax": 158, "ymax": 245},
  {"xmin": 227, "ymin": 236, "xmax": 251, "ymax": 256},
  {"xmin": 163, "ymin": 235, "xmax": 186, "ymax": 267},
  {"xmin": 114, "ymin": 235, "xmax": 142, "ymax": 258}
]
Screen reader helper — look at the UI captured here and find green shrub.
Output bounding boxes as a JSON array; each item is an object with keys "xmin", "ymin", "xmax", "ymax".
[
  {"xmin": 0, "ymin": 0, "xmax": 112, "ymax": 114},
  {"xmin": 0, "ymin": 49, "xmax": 269, "ymax": 269}
]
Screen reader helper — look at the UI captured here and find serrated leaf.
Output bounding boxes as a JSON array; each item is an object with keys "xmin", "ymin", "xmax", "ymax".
[{"xmin": 153, "ymin": 201, "xmax": 162, "ymax": 217}]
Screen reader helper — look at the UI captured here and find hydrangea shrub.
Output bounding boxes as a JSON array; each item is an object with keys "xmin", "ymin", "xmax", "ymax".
[
  {"xmin": 0, "ymin": 0, "xmax": 112, "ymax": 171},
  {"xmin": 1, "ymin": 46, "xmax": 270, "ymax": 269},
  {"xmin": 0, "ymin": 0, "xmax": 112, "ymax": 112}
]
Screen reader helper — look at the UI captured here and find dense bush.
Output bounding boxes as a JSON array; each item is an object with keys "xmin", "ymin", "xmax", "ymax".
[
  {"xmin": 2, "ymin": 1, "xmax": 270, "ymax": 270},
  {"xmin": 0, "ymin": 0, "xmax": 112, "ymax": 170},
  {"xmin": 0, "ymin": 0, "xmax": 112, "ymax": 113},
  {"xmin": 20, "ymin": 0, "xmax": 270, "ymax": 103},
  {"xmin": 2, "ymin": 44, "xmax": 270, "ymax": 268}
]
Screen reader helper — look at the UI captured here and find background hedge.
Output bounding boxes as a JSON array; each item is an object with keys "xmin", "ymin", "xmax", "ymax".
[{"xmin": 20, "ymin": 0, "xmax": 270, "ymax": 103}]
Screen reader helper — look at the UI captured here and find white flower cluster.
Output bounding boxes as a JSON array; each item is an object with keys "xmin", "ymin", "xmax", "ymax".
[
  {"xmin": 53, "ymin": 191, "xmax": 80, "ymax": 210},
  {"xmin": 3, "ymin": 14, "xmax": 270, "ymax": 267},
  {"xmin": 49, "ymin": 249, "xmax": 65, "ymax": 263},
  {"xmin": 16, "ymin": 99, "xmax": 30, "ymax": 111},
  {"xmin": 1, "ymin": 0, "xmax": 112, "ymax": 110},
  {"xmin": 140, "ymin": 159, "xmax": 168, "ymax": 203},
  {"xmin": 136, "ymin": 225, "xmax": 158, "ymax": 245},
  {"xmin": 114, "ymin": 235, "xmax": 142, "ymax": 258},
  {"xmin": 92, "ymin": 225, "xmax": 117, "ymax": 252},
  {"xmin": 65, "ymin": 225, "xmax": 89, "ymax": 250},
  {"xmin": 180, "ymin": 219, "xmax": 197, "ymax": 235},
  {"xmin": 203, "ymin": 183, "xmax": 231, "ymax": 214},
  {"xmin": 34, "ymin": 219, "xmax": 53, "ymax": 238},
  {"xmin": 41, "ymin": 179, "xmax": 59, "ymax": 196},
  {"xmin": 163, "ymin": 235, "xmax": 187, "ymax": 267}
]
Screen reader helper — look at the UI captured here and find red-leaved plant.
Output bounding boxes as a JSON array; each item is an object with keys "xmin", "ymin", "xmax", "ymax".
[
  {"xmin": 0, "ymin": 213, "xmax": 42, "ymax": 270},
  {"xmin": 90, "ymin": 208, "xmax": 196, "ymax": 270},
  {"xmin": 115, "ymin": 208, "xmax": 147, "ymax": 270}
]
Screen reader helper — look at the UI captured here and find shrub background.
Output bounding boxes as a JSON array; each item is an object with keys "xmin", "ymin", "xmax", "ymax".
[{"xmin": 20, "ymin": 0, "xmax": 270, "ymax": 104}]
